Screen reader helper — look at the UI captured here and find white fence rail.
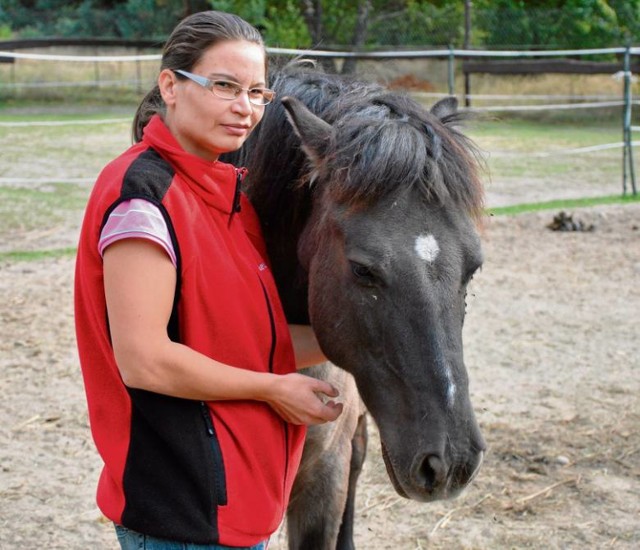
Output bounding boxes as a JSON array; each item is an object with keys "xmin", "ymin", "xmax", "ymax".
[{"xmin": 0, "ymin": 44, "xmax": 637, "ymax": 195}]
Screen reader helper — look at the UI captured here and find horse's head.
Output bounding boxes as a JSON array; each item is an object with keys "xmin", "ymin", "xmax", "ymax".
[{"xmin": 281, "ymin": 91, "xmax": 486, "ymax": 502}]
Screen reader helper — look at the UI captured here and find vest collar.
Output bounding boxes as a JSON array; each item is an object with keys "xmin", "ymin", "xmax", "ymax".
[{"xmin": 142, "ymin": 115, "xmax": 241, "ymax": 214}]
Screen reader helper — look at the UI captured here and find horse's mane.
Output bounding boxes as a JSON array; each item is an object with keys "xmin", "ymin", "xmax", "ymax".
[{"xmin": 224, "ymin": 64, "xmax": 485, "ymax": 248}]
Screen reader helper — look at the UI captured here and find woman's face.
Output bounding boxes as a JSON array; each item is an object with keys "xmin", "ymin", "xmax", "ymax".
[{"xmin": 160, "ymin": 40, "xmax": 267, "ymax": 162}]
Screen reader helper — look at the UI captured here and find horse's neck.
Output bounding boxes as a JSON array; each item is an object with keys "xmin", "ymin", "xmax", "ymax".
[{"xmin": 247, "ymin": 182, "xmax": 313, "ymax": 325}]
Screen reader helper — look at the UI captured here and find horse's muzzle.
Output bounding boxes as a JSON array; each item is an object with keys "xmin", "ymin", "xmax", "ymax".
[{"xmin": 408, "ymin": 448, "xmax": 485, "ymax": 501}]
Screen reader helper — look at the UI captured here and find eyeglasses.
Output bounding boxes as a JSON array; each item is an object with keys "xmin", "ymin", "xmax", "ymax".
[{"xmin": 174, "ymin": 69, "xmax": 275, "ymax": 106}]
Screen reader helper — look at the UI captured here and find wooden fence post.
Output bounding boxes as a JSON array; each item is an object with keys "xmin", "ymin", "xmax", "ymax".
[
  {"xmin": 448, "ymin": 46, "xmax": 455, "ymax": 97},
  {"xmin": 622, "ymin": 45, "xmax": 637, "ymax": 195}
]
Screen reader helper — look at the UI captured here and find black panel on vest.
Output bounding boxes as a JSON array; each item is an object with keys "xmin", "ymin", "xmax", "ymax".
[
  {"xmin": 121, "ymin": 148, "xmax": 175, "ymax": 202},
  {"xmin": 116, "ymin": 147, "xmax": 182, "ymax": 344},
  {"xmin": 122, "ymin": 390, "xmax": 224, "ymax": 543}
]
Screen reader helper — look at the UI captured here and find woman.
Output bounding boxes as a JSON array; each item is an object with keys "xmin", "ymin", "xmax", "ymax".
[{"xmin": 74, "ymin": 10, "xmax": 343, "ymax": 549}]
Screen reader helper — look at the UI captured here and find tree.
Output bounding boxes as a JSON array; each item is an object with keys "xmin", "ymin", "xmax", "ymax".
[
  {"xmin": 0, "ymin": 0, "xmax": 184, "ymax": 39},
  {"xmin": 2, "ymin": 0, "xmax": 636, "ymax": 53},
  {"xmin": 210, "ymin": 0, "xmax": 377, "ymax": 73},
  {"xmin": 340, "ymin": 0, "xmax": 371, "ymax": 74},
  {"xmin": 473, "ymin": 0, "xmax": 625, "ymax": 49},
  {"xmin": 287, "ymin": 0, "xmax": 463, "ymax": 73},
  {"xmin": 609, "ymin": 0, "xmax": 640, "ymax": 44}
]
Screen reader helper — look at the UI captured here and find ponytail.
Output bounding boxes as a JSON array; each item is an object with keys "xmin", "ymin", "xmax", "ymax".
[{"xmin": 132, "ymin": 85, "xmax": 164, "ymax": 143}]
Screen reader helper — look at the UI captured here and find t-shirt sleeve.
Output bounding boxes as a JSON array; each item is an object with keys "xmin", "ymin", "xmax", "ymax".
[{"xmin": 99, "ymin": 198, "xmax": 177, "ymax": 267}]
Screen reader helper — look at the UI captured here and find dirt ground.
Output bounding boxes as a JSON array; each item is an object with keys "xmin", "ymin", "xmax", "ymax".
[{"xmin": 1, "ymin": 120, "xmax": 639, "ymax": 548}]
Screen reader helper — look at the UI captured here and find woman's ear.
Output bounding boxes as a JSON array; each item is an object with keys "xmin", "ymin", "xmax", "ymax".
[{"xmin": 158, "ymin": 69, "xmax": 178, "ymax": 106}]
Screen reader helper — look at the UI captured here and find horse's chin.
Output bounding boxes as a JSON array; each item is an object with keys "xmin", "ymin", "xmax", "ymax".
[{"xmin": 380, "ymin": 442, "xmax": 409, "ymax": 499}]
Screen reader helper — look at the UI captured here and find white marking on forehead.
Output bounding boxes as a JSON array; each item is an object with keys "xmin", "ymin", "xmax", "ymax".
[
  {"xmin": 446, "ymin": 374, "xmax": 457, "ymax": 409},
  {"xmin": 438, "ymin": 364, "xmax": 457, "ymax": 409},
  {"xmin": 415, "ymin": 234, "xmax": 440, "ymax": 263}
]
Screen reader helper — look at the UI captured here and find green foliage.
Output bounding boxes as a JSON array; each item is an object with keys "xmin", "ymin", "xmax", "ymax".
[
  {"xmin": 0, "ymin": 0, "xmax": 638, "ymax": 49},
  {"xmin": 473, "ymin": 0, "xmax": 629, "ymax": 49},
  {"xmin": 114, "ymin": 0, "xmax": 183, "ymax": 40},
  {"xmin": 609, "ymin": 0, "xmax": 640, "ymax": 43},
  {"xmin": 373, "ymin": 0, "xmax": 463, "ymax": 47},
  {"xmin": 1, "ymin": 0, "xmax": 181, "ymax": 39},
  {"xmin": 313, "ymin": 2, "xmax": 358, "ymax": 46},
  {"xmin": 263, "ymin": 2, "xmax": 310, "ymax": 48},
  {"xmin": 208, "ymin": 0, "xmax": 310, "ymax": 47},
  {"xmin": 0, "ymin": 0, "xmax": 31, "ymax": 33},
  {"xmin": 209, "ymin": 0, "xmax": 267, "ymax": 25},
  {"xmin": 555, "ymin": 0, "xmax": 620, "ymax": 49}
]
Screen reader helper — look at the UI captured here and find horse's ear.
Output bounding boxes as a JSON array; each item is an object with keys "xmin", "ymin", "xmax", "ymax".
[
  {"xmin": 430, "ymin": 96, "xmax": 458, "ymax": 119},
  {"xmin": 281, "ymin": 96, "xmax": 333, "ymax": 163}
]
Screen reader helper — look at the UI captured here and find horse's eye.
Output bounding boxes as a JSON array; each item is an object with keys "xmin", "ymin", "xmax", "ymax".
[
  {"xmin": 463, "ymin": 263, "xmax": 482, "ymax": 286},
  {"xmin": 350, "ymin": 261, "xmax": 375, "ymax": 284}
]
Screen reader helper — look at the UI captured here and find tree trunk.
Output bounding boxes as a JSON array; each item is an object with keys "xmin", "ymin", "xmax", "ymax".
[
  {"xmin": 464, "ymin": 0, "xmax": 472, "ymax": 107},
  {"xmin": 341, "ymin": 0, "xmax": 371, "ymax": 75},
  {"xmin": 300, "ymin": 0, "xmax": 337, "ymax": 73},
  {"xmin": 182, "ymin": 0, "xmax": 210, "ymax": 18}
]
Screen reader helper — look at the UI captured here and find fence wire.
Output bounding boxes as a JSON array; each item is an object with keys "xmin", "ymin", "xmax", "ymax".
[{"xmin": 0, "ymin": 45, "xmax": 637, "ymax": 202}]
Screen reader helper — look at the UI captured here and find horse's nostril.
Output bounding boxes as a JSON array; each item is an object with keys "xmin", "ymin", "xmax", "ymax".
[{"xmin": 416, "ymin": 454, "xmax": 447, "ymax": 492}]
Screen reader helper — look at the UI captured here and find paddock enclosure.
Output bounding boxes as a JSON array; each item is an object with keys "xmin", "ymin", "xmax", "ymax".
[{"xmin": 1, "ymin": 49, "xmax": 639, "ymax": 547}]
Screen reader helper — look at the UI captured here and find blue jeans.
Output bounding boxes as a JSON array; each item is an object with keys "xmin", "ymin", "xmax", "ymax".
[{"xmin": 114, "ymin": 525, "xmax": 268, "ymax": 550}]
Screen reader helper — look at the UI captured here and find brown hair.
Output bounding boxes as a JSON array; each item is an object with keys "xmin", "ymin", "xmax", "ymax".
[{"xmin": 132, "ymin": 10, "xmax": 266, "ymax": 142}]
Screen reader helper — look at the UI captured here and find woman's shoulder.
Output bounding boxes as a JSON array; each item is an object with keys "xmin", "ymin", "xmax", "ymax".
[
  {"xmin": 97, "ymin": 141, "xmax": 151, "ymax": 186},
  {"xmin": 98, "ymin": 143, "xmax": 176, "ymax": 203}
]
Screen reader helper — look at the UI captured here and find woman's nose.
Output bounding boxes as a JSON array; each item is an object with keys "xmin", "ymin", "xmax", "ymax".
[{"xmin": 231, "ymin": 91, "xmax": 253, "ymax": 115}]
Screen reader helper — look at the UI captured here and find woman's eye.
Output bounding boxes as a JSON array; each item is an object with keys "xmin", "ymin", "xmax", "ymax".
[{"xmin": 213, "ymin": 81, "xmax": 241, "ymax": 96}]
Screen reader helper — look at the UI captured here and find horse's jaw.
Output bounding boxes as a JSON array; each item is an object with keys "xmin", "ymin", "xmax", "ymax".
[{"xmin": 315, "ymin": 334, "xmax": 486, "ymax": 503}]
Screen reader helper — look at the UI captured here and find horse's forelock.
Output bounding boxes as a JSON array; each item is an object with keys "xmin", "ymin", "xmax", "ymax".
[
  {"xmin": 433, "ymin": 121, "xmax": 486, "ymax": 222},
  {"xmin": 241, "ymin": 68, "xmax": 484, "ymax": 228},
  {"xmin": 325, "ymin": 114, "xmax": 443, "ymax": 207},
  {"xmin": 325, "ymin": 90, "xmax": 485, "ymax": 219}
]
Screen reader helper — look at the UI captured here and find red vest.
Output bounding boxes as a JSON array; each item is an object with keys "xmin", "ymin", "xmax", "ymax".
[{"xmin": 75, "ymin": 115, "xmax": 305, "ymax": 545}]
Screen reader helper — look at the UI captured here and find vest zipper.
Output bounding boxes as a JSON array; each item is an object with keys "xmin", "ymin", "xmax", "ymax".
[
  {"xmin": 259, "ymin": 279, "xmax": 277, "ymax": 374},
  {"xmin": 200, "ymin": 401, "xmax": 228, "ymax": 506},
  {"xmin": 258, "ymin": 277, "xmax": 290, "ymax": 500}
]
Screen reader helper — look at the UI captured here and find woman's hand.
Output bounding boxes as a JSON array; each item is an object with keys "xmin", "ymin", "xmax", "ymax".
[
  {"xmin": 104, "ymin": 239, "xmax": 346, "ymax": 426},
  {"xmin": 264, "ymin": 372, "xmax": 343, "ymax": 425}
]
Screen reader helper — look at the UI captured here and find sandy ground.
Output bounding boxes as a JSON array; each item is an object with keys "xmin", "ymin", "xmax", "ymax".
[{"xmin": 1, "ymin": 115, "xmax": 639, "ymax": 548}]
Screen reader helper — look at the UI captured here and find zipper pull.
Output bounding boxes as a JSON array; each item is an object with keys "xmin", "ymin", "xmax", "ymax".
[
  {"xmin": 233, "ymin": 167, "xmax": 247, "ymax": 213},
  {"xmin": 200, "ymin": 402, "xmax": 214, "ymax": 436}
]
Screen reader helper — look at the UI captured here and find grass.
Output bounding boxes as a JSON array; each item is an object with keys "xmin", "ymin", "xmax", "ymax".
[
  {"xmin": 1, "ymin": 103, "xmax": 638, "ymax": 262},
  {"xmin": 488, "ymin": 192, "xmax": 640, "ymax": 216},
  {"xmin": 2, "ymin": 192, "xmax": 637, "ymax": 263},
  {"xmin": 0, "ymin": 53, "xmax": 157, "ymax": 105},
  {"xmin": 0, "ymin": 183, "xmax": 89, "ymax": 232},
  {"xmin": 463, "ymin": 117, "xmax": 627, "ymax": 199},
  {"xmin": 0, "ymin": 109, "xmax": 133, "ymax": 121},
  {"xmin": 1, "ymin": 192, "xmax": 636, "ymax": 263},
  {"xmin": 467, "ymin": 118, "xmax": 622, "ymax": 149},
  {"xmin": 0, "ymin": 247, "xmax": 77, "ymax": 262}
]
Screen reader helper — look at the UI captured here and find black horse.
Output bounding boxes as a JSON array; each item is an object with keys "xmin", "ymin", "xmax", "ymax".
[{"xmin": 224, "ymin": 63, "xmax": 486, "ymax": 549}]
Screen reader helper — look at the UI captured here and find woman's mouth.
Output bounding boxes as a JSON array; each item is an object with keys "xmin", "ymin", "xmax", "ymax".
[{"xmin": 223, "ymin": 124, "xmax": 250, "ymax": 137}]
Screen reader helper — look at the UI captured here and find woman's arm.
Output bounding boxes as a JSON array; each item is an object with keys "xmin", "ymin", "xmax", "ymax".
[
  {"xmin": 103, "ymin": 238, "xmax": 342, "ymax": 425},
  {"xmin": 288, "ymin": 324, "xmax": 327, "ymax": 369}
]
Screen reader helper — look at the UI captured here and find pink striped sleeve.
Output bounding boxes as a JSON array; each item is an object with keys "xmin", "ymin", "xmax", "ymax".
[{"xmin": 99, "ymin": 199, "xmax": 177, "ymax": 267}]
